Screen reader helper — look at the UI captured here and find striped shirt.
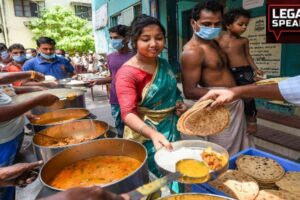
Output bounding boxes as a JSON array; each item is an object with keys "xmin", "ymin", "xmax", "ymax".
[{"xmin": 278, "ymin": 75, "xmax": 300, "ymax": 106}]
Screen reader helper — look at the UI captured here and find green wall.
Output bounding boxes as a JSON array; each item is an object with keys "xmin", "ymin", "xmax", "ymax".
[{"xmin": 108, "ymin": 0, "xmax": 140, "ymax": 16}]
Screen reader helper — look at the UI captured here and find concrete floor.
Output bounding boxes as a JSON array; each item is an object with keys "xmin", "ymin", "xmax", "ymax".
[{"xmin": 16, "ymin": 85, "xmax": 113, "ymax": 200}]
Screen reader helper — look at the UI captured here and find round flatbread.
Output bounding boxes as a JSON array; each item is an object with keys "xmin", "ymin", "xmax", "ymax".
[
  {"xmin": 236, "ymin": 155, "xmax": 285, "ymax": 183},
  {"xmin": 255, "ymin": 189, "xmax": 298, "ymax": 200},
  {"xmin": 275, "ymin": 172, "xmax": 300, "ymax": 196},
  {"xmin": 177, "ymin": 99, "xmax": 230, "ymax": 136},
  {"xmin": 255, "ymin": 77, "xmax": 288, "ymax": 85},
  {"xmin": 209, "ymin": 170, "xmax": 259, "ymax": 200}
]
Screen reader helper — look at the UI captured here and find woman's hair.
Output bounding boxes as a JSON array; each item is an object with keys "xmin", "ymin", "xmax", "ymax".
[
  {"xmin": 223, "ymin": 8, "xmax": 251, "ymax": 30},
  {"xmin": 130, "ymin": 14, "xmax": 166, "ymax": 50}
]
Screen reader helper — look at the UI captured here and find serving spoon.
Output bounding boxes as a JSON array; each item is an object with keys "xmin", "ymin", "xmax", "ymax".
[{"xmin": 128, "ymin": 159, "xmax": 210, "ymax": 200}]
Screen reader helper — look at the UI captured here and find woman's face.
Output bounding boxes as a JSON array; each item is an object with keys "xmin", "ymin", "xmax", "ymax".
[{"xmin": 136, "ymin": 24, "xmax": 165, "ymax": 58}]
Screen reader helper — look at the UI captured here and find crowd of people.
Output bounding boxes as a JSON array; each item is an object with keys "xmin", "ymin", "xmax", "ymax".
[{"xmin": 0, "ymin": 0, "xmax": 300, "ymax": 199}]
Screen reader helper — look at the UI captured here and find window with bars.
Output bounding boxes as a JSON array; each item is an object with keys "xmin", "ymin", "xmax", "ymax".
[
  {"xmin": 74, "ymin": 5, "xmax": 92, "ymax": 21},
  {"xmin": 13, "ymin": 0, "xmax": 43, "ymax": 17}
]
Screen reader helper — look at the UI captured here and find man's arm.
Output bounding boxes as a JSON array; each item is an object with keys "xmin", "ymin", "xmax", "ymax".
[
  {"xmin": 200, "ymin": 84, "xmax": 283, "ymax": 107},
  {"xmin": 0, "ymin": 72, "xmax": 32, "ymax": 84},
  {"xmin": 0, "ymin": 94, "xmax": 59, "ymax": 122},
  {"xmin": 64, "ymin": 60, "xmax": 75, "ymax": 77},
  {"xmin": 180, "ymin": 48, "xmax": 208, "ymax": 100},
  {"xmin": 14, "ymin": 86, "xmax": 47, "ymax": 94}
]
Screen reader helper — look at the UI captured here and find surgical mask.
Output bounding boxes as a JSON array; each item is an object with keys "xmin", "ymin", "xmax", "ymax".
[
  {"xmin": 1, "ymin": 51, "xmax": 9, "ymax": 60},
  {"xmin": 194, "ymin": 24, "xmax": 221, "ymax": 40},
  {"xmin": 26, "ymin": 53, "xmax": 33, "ymax": 59},
  {"xmin": 111, "ymin": 39, "xmax": 124, "ymax": 50},
  {"xmin": 56, "ymin": 54, "xmax": 64, "ymax": 58},
  {"xmin": 40, "ymin": 52, "xmax": 56, "ymax": 59},
  {"xmin": 12, "ymin": 55, "xmax": 26, "ymax": 63}
]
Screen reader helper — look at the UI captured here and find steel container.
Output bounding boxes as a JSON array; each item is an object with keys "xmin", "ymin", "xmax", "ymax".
[
  {"xmin": 32, "ymin": 119, "xmax": 109, "ymax": 162},
  {"xmin": 39, "ymin": 138, "xmax": 149, "ymax": 194},
  {"xmin": 12, "ymin": 88, "xmax": 86, "ymax": 115},
  {"xmin": 30, "ymin": 108, "xmax": 91, "ymax": 133}
]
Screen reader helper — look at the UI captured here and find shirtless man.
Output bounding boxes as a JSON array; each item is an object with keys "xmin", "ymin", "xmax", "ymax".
[{"xmin": 181, "ymin": 0, "xmax": 253, "ymax": 155}]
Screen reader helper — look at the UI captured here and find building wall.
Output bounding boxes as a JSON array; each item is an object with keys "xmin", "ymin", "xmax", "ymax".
[
  {"xmin": 2, "ymin": 0, "xmax": 37, "ymax": 47},
  {"xmin": 108, "ymin": 0, "xmax": 140, "ymax": 16},
  {"xmin": 0, "ymin": 0, "xmax": 92, "ymax": 48}
]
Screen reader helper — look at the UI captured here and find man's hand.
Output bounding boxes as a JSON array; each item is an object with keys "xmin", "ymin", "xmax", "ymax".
[
  {"xmin": 36, "ymin": 94, "xmax": 59, "ymax": 106},
  {"xmin": 200, "ymin": 89, "xmax": 237, "ymax": 107},
  {"xmin": 0, "ymin": 161, "xmax": 43, "ymax": 187},
  {"xmin": 40, "ymin": 186, "xmax": 128, "ymax": 200},
  {"xmin": 34, "ymin": 72, "xmax": 45, "ymax": 82},
  {"xmin": 30, "ymin": 86, "xmax": 48, "ymax": 92},
  {"xmin": 44, "ymin": 82, "xmax": 58, "ymax": 88}
]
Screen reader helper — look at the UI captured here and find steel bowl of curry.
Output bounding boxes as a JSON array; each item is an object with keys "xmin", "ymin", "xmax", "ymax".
[
  {"xmin": 39, "ymin": 138, "xmax": 149, "ymax": 194},
  {"xmin": 32, "ymin": 119, "xmax": 109, "ymax": 162},
  {"xmin": 30, "ymin": 108, "xmax": 91, "ymax": 133},
  {"xmin": 154, "ymin": 140, "xmax": 229, "ymax": 184}
]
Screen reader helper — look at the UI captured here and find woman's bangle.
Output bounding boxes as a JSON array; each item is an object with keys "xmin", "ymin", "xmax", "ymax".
[{"xmin": 30, "ymin": 71, "xmax": 36, "ymax": 80}]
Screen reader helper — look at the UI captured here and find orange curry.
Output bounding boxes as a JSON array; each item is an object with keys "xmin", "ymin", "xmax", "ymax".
[{"xmin": 50, "ymin": 155, "xmax": 142, "ymax": 190}]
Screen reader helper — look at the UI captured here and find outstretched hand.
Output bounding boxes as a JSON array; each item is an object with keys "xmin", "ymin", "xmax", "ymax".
[{"xmin": 200, "ymin": 89, "xmax": 237, "ymax": 108}]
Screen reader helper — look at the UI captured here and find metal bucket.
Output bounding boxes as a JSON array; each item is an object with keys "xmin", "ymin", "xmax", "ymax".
[
  {"xmin": 158, "ymin": 193, "xmax": 234, "ymax": 200},
  {"xmin": 39, "ymin": 138, "xmax": 149, "ymax": 194},
  {"xmin": 30, "ymin": 108, "xmax": 91, "ymax": 133},
  {"xmin": 12, "ymin": 88, "xmax": 86, "ymax": 115},
  {"xmin": 32, "ymin": 119, "xmax": 109, "ymax": 162}
]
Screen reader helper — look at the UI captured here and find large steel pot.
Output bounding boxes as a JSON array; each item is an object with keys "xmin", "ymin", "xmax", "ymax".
[
  {"xmin": 33, "ymin": 119, "xmax": 109, "ymax": 162},
  {"xmin": 12, "ymin": 88, "xmax": 86, "ymax": 114},
  {"xmin": 158, "ymin": 193, "xmax": 234, "ymax": 200},
  {"xmin": 30, "ymin": 108, "xmax": 91, "ymax": 133},
  {"xmin": 40, "ymin": 138, "xmax": 149, "ymax": 194}
]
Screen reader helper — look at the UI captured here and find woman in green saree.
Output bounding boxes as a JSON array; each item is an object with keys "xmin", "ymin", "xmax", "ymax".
[{"xmin": 115, "ymin": 14, "xmax": 187, "ymax": 176}]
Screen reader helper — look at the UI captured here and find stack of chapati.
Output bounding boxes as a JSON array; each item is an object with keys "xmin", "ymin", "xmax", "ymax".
[
  {"xmin": 255, "ymin": 189, "xmax": 299, "ymax": 200},
  {"xmin": 209, "ymin": 170, "xmax": 259, "ymax": 200},
  {"xmin": 275, "ymin": 172, "xmax": 300, "ymax": 198},
  {"xmin": 177, "ymin": 99, "xmax": 230, "ymax": 136},
  {"xmin": 236, "ymin": 155, "xmax": 285, "ymax": 190}
]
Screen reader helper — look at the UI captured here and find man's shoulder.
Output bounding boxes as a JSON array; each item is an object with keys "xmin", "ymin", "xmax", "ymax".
[{"xmin": 23, "ymin": 57, "xmax": 39, "ymax": 68}]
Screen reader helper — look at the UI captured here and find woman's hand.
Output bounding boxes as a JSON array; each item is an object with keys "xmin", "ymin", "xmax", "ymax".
[
  {"xmin": 175, "ymin": 101, "xmax": 187, "ymax": 116},
  {"xmin": 149, "ymin": 131, "xmax": 173, "ymax": 151}
]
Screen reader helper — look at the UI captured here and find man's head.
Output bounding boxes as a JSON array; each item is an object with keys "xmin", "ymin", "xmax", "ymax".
[
  {"xmin": 223, "ymin": 8, "xmax": 251, "ymax": 35},
  {"xmin": 109, "ymin": 25, "xmax": 130, "ymax": 51},
  {"xmin": 36, "ymin": 37, "xmax": 56, "ymax": 60},
  {"xmin": 55, "ymin": 49, "xmax": 66, "ymax": 57},
  {"xmin": 0, "ymin": 43, "xmax": 11, "ymax": 63},
  {"xmin": 26, "ymin": 48, "xmax": 37, "ymax": 59},
  {"xmin": 8, "ymin": 43, "xmax": 26, "ymax": 63},
  {"xmin": 191, "ymin": 0, "xmax": 224, "ymax": 40}
]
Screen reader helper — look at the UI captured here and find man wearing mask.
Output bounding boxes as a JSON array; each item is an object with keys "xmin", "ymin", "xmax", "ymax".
[
  {"xmin": 25, "ymin": 48, "xmax": 37, "ymax": 60},
  {"xmin": 3, "ymin": 44, "xmax": 27, "ymax": 86},
  {"xmin": 0, "ymin": 43, "xmax": 12, "ymax": 71},
  {"xmin": 22, "ymin": 37, "xmax": 74, "ymax": 81},
  {"xmin": 180, "ymin": 0, "xmax": 252, "ymax": 156},
  {"xmin": 93, "ymin": 25, "xmax": 134, "ymax": 138}
]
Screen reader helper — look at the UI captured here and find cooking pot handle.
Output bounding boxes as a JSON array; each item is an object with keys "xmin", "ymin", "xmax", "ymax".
[{"xmin": 88, "ymin": 113, "xmax": 97, "ymax": 119}]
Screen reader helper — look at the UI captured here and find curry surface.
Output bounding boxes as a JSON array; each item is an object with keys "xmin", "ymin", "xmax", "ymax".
[{"xmin": 50, "ymin": 155, "xmax": 142, "ymax": 189}]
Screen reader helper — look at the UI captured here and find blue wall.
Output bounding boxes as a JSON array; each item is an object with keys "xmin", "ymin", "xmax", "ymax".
[{"xmin": 108, "ymin": 0, "xmax": 140, "ymax": 15}]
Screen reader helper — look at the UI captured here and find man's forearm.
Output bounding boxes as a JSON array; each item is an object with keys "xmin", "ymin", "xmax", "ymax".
[
  {"xmin": 183, "ymin": 87, "xmax": 209, "ymax": 100},
  {"xmin": 233, "ymin": 84, "xmax": 284, "ymax": 101},
  {"xmin": 95, "ymin": 77, "xmax": 112, "ymax": 85},
  {"xmin": 0, "ymin": 72, "xmax": 31, "ymax": 85},
  {"xmin": 0, "ymin": 97, "xmax": 43, "ymax": 122}
]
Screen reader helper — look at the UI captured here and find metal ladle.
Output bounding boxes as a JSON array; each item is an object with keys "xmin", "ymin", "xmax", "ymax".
[{"xmin": 128, "ymin": 159, "xmax": 210, "ymax": 200}]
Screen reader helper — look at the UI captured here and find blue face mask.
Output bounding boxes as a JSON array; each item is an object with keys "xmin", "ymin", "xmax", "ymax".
[
  {"xmin": 56, "ymin": 54, "xmax": 64, "ymax": 58},
  {"xmin": 194, "ymin": 24, "xmax": 221, "ymax": 40},
  {"xmin": 26, "ymin": 53, "xmax": 33, "ymax": 59},
  {"xmin": 1, "ymin": 51, "xmax": 9, "ymax": 60},
  {"xmin": 111, "ymin": 39, "xmax": 124, "ymax": 50},
  {"xmin": 12, "ymin": 55, "xmax": 26, "ymax": 63},
  {"xmin": 40, "ymin": 52, "xmax": 56, "ymax": 60}
]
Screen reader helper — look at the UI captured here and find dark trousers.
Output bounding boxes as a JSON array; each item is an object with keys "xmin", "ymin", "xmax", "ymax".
[{"xmin": 230, "ymin": 66, "xmax": 257, "ymax": 118}]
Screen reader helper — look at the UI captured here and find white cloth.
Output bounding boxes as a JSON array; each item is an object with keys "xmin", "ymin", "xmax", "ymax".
[
  {"xmin": 207, "ymin": 99, "xmax": 254, "ymax": 156},
  {"xmin": 278, "ymin": 75, "xmax": 300, "ymax": 106},
  {"xmin": 0, "ymin": 86, "xmax": 25, "ymax": 144}
]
